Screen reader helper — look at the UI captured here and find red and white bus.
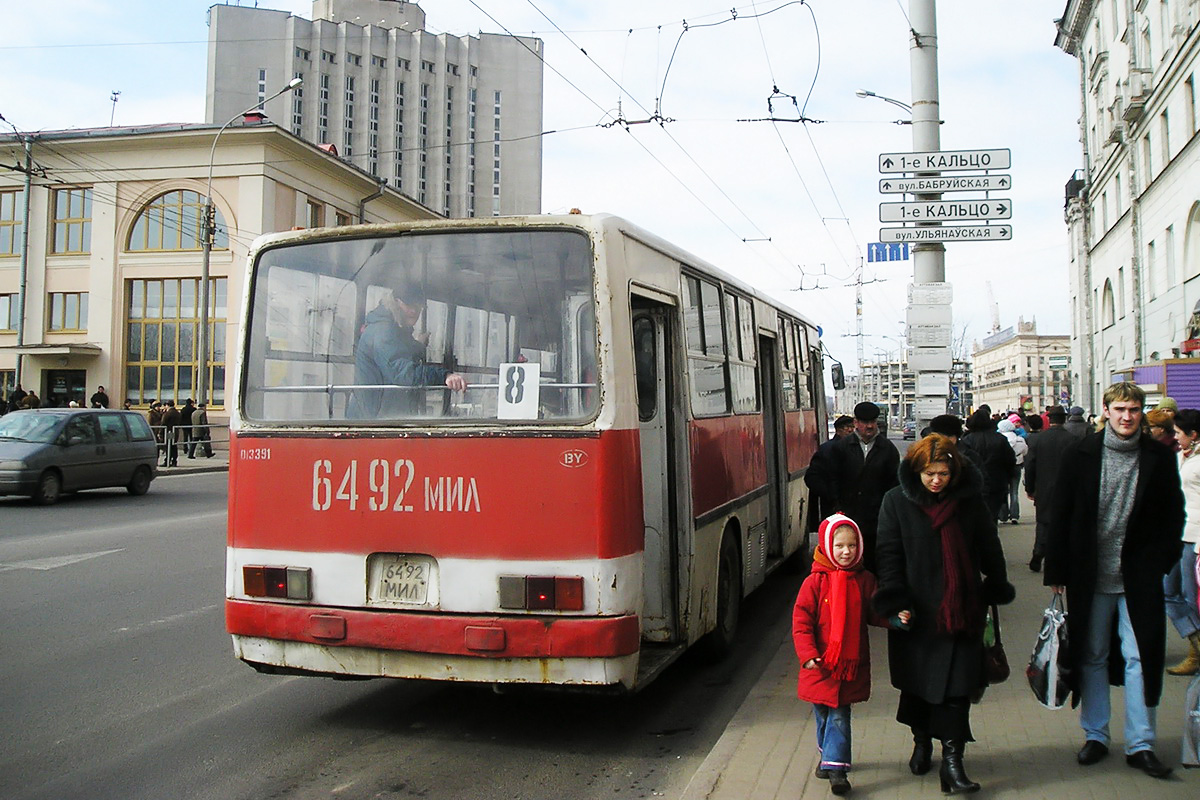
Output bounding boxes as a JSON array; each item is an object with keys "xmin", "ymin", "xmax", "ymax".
[{"xmin": 226, "ymin": 214, "xmax": 828, "ymax": 691}]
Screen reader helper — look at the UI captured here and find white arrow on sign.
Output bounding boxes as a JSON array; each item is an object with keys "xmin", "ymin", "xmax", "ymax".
[
  {"xmin": 880, "ymin": 199, "xmax": 1012, "ymax": 223},
  {"xmin": 879, "ymin": 225, "xmax": 1013, "ymax": 243},
  {"xmin": 879, "ymin": 148, "xmax": 1011, "ymax": 174},
  {"xmin": 879, "ymin": 175, "xmax": 1012, "ymax": 194}
]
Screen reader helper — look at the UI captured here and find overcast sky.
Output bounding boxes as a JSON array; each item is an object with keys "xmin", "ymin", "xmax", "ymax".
[{"xmin": 0, "ymin": 1, "xmax": 1081, "ymax": 376}]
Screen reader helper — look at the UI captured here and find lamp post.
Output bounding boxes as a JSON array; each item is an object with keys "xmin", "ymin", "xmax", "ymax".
[
  {"xmin": 197, "ymin": 77, "xmax": 302, "ymax": 406},
  {"xmin": 855, "ymin": 88, "xmax": 913, "ymax": 122}
]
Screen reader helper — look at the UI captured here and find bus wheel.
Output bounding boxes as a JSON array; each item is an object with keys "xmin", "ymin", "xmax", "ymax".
[
  {"xmin": 699, "ymin": 532, "xmax": 742, "ymax": 662},
  {"xmin": 127, "ymin": 466, "xmax": 152, "ymax": 496},
  {"xmin": 34, "ymin": 470, "xmax": 62, "ymax": 505}
]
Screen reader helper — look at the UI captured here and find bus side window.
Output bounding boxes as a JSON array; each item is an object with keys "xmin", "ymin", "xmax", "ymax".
[{"xmin": 633, "ymin": 317, "xmax": 657, "ymax": 421}]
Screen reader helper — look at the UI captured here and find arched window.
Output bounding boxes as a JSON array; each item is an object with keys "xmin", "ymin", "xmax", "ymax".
[
  {"xmin": 1101, "ymin": 279, "xmax": 1116, "ymax": 328},
  {"xmin": 127, "ymin": 190, "xmax": 228, "ymax": 252}
]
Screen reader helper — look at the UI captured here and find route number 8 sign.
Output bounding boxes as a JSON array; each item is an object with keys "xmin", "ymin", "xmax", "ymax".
[{"xmin": 497, "ymin": 362, "xmax": 540, "ymax": 419}]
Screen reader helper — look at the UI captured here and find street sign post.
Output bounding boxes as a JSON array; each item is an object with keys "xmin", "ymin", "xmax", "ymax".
[
  {"xmin": 878, "ymin": 148, "xmax": 1011, "ymax": 173},
  {"xmin": 879, "ymin": 175, "xmax": 1012, "ymax": 193},
  {"xmin": 879, "ymin": 199, "xmax": 1012, "ymax": 223},
  {"xmin": 879, "ymin": 225, "xmax": 1012, "ymax": 243}
]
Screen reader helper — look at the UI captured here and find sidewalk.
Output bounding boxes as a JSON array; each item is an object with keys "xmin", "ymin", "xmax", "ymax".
[
  {"xmin": 155, "ymin": 447, "xmax": 230, "ymax": 476},
  {"xmin": 681, "ymin": 499, "xmax": 1198, "ymax": 799}
]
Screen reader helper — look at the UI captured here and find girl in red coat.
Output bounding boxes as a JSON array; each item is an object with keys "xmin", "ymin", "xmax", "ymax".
[{"xmin": 793, "ymin": 513, "xmax": 902, "ymax": 795}]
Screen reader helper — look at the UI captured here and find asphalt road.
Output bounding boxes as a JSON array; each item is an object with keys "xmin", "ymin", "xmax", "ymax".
[{"xmin": 0, "ymin": 471, "xmax": 804, "ymax": 800}]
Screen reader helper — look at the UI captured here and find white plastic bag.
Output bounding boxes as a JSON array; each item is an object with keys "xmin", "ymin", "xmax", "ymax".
[{"xmin": 1026, "ymin": 593, "xmax": 1070, "ymax": 710}]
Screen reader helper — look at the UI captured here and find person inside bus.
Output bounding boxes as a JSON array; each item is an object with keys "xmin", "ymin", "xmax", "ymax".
[{"xmin": 347, "ymin": 282, "xmax": 467, "ymax": 418}]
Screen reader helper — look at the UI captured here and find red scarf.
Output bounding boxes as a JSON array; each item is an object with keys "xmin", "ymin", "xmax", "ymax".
[
  {"xmin": 811, "ymin": 548, "xmax": 865, "ymax": 681},
  {"xmin": 921, "ymin": 498, "xmax": 980, "ymax": 634}
]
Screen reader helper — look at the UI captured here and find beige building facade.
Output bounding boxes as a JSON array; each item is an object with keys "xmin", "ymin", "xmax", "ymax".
[
  {"xmin": 971, "ymin": 319, "xmax": 1072, "ymax": 414},
  {"xmin": 0, "ymin": 123, "xmax": 436, "ymax": 414}
]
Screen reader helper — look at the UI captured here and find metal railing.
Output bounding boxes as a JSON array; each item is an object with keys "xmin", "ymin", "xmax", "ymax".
[{"xmin": 149, "ymin": 423, "xmax": 229, "ymax": 460}]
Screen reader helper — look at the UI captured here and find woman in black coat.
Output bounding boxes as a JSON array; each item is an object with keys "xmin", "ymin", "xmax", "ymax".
[{"xmin": 873, "ymin": 434, "xmax": 1015, "ymax": 794}]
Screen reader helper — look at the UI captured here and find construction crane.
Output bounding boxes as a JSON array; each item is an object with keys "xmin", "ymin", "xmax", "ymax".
[{"xmin": 986, "ymin": 281, "xmax": 1001, "ymax": 335}]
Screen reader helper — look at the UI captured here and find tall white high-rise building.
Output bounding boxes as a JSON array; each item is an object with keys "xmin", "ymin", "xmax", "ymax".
[{"xmin": 206, "ymin": 0, "xmax": 544, "ymax": 217}]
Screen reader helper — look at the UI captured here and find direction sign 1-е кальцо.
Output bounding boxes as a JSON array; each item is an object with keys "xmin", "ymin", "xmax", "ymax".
[
  {"xmin": 879, "ymin": 225, "xmax": 1012, "ymax": 243},
  {"xmin": 879, "ymin": 199, "xmax": 1012, "ymax": 223},
  {"xmin": 879, "ymin": 174, "xmax": 1011, "ymax": 193},
  {"xmin": 878, "ymin": 148, "xmax": 1010, "ymax": 173}
]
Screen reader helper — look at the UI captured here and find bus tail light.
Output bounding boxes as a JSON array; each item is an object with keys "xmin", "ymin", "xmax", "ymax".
[
  {"xmin": 498, "ymin": 576, "xmax": 584, "ymax": 611},
  {"xmin": 243, "ymin": 565, "xmax": 312, "ymax": 601}
]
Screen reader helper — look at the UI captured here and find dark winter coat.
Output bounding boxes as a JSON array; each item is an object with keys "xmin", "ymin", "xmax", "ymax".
[
  {"xmin": 348, "ymin": 304, "xmax": 450, "ymax": 418},
  {"xmin": 872, "ymin": 461, "xmax": 1015, "ymax": 704},
  {"xmin": 1024, "ymin": 424, "xmax": 1075, "ymax": 523},
  {"xmin": 823, "ymin": 432, "xmax": 900, "ymax": 563},
  {"xmin": 792, "ymin": 565, "xmax": 881, "ymax": 707},
  {"xmin": 958, "ymin": 427, "xmax": 1015, "ymax": 517},
  {"xmin": 1044, "ymin": 430, "xmax": 1185, "ymax": 707},
  {"xmin": 804, "ymin": 436, "xmax": 842, "ymax": 521}
]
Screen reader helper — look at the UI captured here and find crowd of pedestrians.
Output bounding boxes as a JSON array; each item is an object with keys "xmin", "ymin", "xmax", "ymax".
[{"xmin": 798, "ymin": 382, "xmax": 1198, "ymax": 794}]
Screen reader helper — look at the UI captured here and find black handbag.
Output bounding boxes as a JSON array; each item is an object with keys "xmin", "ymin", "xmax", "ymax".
[{"xmin": 985, "ymin": 604, "xmax": 1010, "ymax": 684}]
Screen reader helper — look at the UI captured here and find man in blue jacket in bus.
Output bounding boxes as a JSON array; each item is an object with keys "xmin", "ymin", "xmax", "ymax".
[{"xmin": 348, "ymin": 282, "xmax": 467, "ymax": 418}]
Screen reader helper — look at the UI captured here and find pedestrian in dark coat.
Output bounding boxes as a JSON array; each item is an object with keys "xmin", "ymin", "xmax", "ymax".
[
  {"xmin": 160, "ymin": 400, "xmax": 182, "ymax": 467},
  {"xmin": 873, "ymin": 433, "xmax": 1014, "ymax": 793},
  {"xmin": 805, "ymin": 414, "xmax": 855, "ymax": 523},
  {"xmin": 1064, "ymin": 405, "xmax": 1090, "ymax": 438},
  {"xmin": 1044, "ymin": 382, "xmax": 1184, "ymax": 779},
  {"xmin": 1024, "ymin": 407, "xmax": 1076, "ymax": 571},
  {"xmin": 957, "ymin": 410, "xmax": 1015, "ymax": 522},
  {"xmin": 824, "ymin": 402, "xmax": 900, "ymax": 571}
]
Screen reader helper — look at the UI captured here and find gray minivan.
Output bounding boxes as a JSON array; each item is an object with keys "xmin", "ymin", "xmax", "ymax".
[{"xmin": 0, "ymin": 409, "xmax": 159, "ymax": 504}]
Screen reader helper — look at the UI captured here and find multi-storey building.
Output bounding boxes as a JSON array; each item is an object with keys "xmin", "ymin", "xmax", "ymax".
[
  {"xmin": 206, "ymin": 0, "xmax": 544, "ymax": 218},
  {"xmin": 1055, "ymin": 0, "xmax": 1200, "ymax": 411},
  {"xmin": 971, "ymin": 319, "xmax": 1072, "ymax": 414},
  {"xmin": 844, "ymin": 357, "xmax": 974, "ymax": 428},
  {"xmin": 0, "ymin": 123, "xmax": 435, "ymax": 412}
]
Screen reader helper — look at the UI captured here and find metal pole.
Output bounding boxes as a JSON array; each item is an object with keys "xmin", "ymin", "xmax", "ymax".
[
  {"xmin": 16, "ymin": 136, "xmax": 32, "ymax": 386},
  {"xmin": 197, "ymin": 78, "xmax": 302, "ymax": 407},
  {"xmin": 908, "ymin": 0, "xmax": 946, "ymax": 431}
]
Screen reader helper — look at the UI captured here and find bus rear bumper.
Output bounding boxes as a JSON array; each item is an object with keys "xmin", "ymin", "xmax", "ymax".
[{"xmin": 226, "ymin": 599, "xmax": 641, "ymax": 688}]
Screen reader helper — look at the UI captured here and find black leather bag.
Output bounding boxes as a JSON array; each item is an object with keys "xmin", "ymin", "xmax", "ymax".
[{"xmin": 985, "ymin": 604, "xmax": 1010, "ymax": 684}]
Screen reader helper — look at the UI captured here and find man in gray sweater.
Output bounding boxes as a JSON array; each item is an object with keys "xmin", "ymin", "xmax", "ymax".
[{"xmin": 1045, "ymin": 382, "xmax": 1185, "ymax": 779}]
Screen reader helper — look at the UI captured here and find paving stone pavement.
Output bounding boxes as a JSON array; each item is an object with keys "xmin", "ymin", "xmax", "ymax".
[{"xmin": 681, "ymin": 496, "xmax": 1199, "ymax": 799}]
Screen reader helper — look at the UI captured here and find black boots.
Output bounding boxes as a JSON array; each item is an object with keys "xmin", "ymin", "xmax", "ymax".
[
  {"xmin": 939, "ymin": 740, "xmax": 980, "ymax": 794},
  {"xmin": 909, "ymin": 729, "xmax": 933, "ymax": 775}
]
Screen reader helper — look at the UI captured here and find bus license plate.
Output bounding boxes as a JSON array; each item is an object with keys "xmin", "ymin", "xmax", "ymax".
[{"xmin": 368, "ymin": 554, "xmax": 436, "ymax": 606}]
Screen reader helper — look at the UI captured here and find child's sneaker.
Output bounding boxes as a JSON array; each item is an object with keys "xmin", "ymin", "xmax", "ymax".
[{"xmin": 829, "ymin": 770, "xmax": 851, "ymax": 795}]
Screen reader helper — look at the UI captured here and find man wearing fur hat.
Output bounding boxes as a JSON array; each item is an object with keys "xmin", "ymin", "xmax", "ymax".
[{"xmin": 1045, "ymin": 382, "xmax": 1185, "ymax": 779}]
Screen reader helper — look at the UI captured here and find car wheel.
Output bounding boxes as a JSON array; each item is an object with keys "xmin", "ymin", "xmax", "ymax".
[
  {"xmin": 127, "ymin": 465, "xmax": 152, "ymax": 496},
  {"xmin": 34, "ymin": 471, "xmax": 62, "ymax": 505}
]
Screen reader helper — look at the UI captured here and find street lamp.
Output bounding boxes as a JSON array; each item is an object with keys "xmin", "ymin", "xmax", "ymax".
[
  {"xmin": 855, "ymin": 88, "xmax": 913, "ymax": 112},
  {"xmin": 197, "ymin": 77, "xmax": 302, "ymax": 406}
]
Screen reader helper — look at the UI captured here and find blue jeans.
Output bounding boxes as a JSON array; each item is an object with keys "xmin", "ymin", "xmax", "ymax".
[
  {"xmin": 813, "ymin": 703, "xmax": 852, "ymax": 771},
  {"xmin": 1079, "ymin": 593, "xmax": 1156, "ymax": 753},
  {"xmin": 1165, "ymin": 546, "xmax": 1200, "ymax": 639}
]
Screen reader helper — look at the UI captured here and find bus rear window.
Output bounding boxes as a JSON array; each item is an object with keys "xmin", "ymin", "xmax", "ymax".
[{"xmin": 242, "ymin": 229, "xmax": 598, "ymax": 425}]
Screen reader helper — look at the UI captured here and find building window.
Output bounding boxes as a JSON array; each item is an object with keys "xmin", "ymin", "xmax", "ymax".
[
  {"xmin": 335, "ymin": 211, "xmax": 352, "ymax": 227},
  {"xmin": 398, "ymin": 58, "xmax": 410, "ymax": 71},
  {"xmin": 1187, "ymin": 75, "xmax": 1197, "ymax": 137},
  {"xmin": 371, "ymin": 55, "xmax": 385, "ymax": 69},
  {"xmin": 0, "ymin": 292, "xmax": 19, "ymax": 331},
  {"xmin": 344, "ymin": 74, "xmax": 356, "ymax": 155},
  {"xmin": 306, "ymin": 199, "xmax": 324, "ymax": 228},
  {"xmin": 395, "ymin": 81, "xmax": 405, "ymax": 188},
  {"xmin": 47, "ymin": 291, "xmax": 88, "ymax": 332},
  {"xmin": 292, "ymin": 71, "xmax": 304, "ymax": 135},
  {"xmin": 51, "ymin": 187, "xmax": 92, "ymax": 254},
  {"xmin": 0, "ymin": 189, "xmax": 22, "ymax": 255},
  {"xmin": 422, "ymin": 60, "xmax": 434, "ymax": 73},
  {"xmin": 447, "ymin": 63, "xmax": 459, "ymax": 76},
  {"xmin": 369, "ymin": 78, "xmax": 380, "ymax": 176},
  {"xmin": 319, "ymin": 74, "xmax": 330, "ymax": 144},
  {"xmin": 492, "ymin": 90, "xmax": 502, "ymax": 216},
  {"xmin": 0, "ymin": 369, "xmax": 14, "ymax": 406},
  {"xmin": 1147, "ymin": 239, "xmax": 1158, "ymax": 299},
  {"xmin": 1143, "ymin": 135, "xmax": 1153, "ymax": 179},
  {"xmin": 257, "ymin": 68, "xmax": 267, "ymax": 109},
  {"xmin": 1166, "ymin": 224, "xmax": 1177, "ymax": 284},
  {"xmin": 126, "ymin": 278, "xmax": 227, "ymax": 407},
  {"xmin": 347, "ymin": 53, "xmax": 361, "ymax": 66},
  {"xmin": 1161, "ymin": 109, "xmax": 1171, "ymax": 164},
  {"xmin": 128, "ymin": 190, "xmax": 227, "ymax": 252},
  {"xmin": 321, "ymin": 50, "xmax": 335, "ymax": 63},
  {"xmin": 295, "ymin": 47, "xmax": 310, "ymax": 61}
]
